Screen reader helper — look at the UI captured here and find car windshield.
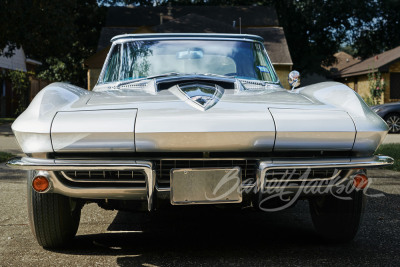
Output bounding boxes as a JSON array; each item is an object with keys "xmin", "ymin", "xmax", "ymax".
[{"xmin": 99, "ymin": 39, "xmax": 279, "ymax": 84}]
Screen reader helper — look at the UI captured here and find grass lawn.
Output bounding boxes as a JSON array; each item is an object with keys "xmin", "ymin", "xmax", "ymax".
[
  {"xmin": 0, "ymin": 152, "xmax": 15, "ymax": 163},
  {"xmin": 0, "ymin": 118, "xmax": 15, "ymax": 126},
  {"xmin": 376, "ymin": 144, "xmax": 400, "ymax": 171}
]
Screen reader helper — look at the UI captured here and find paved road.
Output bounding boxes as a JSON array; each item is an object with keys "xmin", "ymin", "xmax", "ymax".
[
  {"xmin": 0, "ymin": 136, "xmax": 23, "ymax": 156},
  {"xmin": 382, "ymin": 133, "xmax": 400, "ymax": 144},
  {"xmin": 0, "ymin": 165, "xmax": 399, "ymax": 266}
]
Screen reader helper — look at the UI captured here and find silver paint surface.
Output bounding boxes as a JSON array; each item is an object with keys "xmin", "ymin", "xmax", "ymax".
[
  {"xmin": 11, "ymin": 80, "xmax": 388, "ymax": 155},
  {"xmin": 51, "ymin": 109, "xmax": 137, "ymax": 152}
]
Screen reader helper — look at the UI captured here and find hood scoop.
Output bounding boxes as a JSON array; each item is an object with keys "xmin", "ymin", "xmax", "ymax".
[{"xmin": 170, "ymin": 82, "xmax": 224, "ymax": 111}]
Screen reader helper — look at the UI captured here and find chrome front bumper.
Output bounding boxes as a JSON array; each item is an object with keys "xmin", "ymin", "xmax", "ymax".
[{"xmin": 7, "ymin": 155, "xmax": 394, "ymax": 211}]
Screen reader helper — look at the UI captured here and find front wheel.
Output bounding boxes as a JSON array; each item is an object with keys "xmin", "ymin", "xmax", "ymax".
[
  {"xmin": 27, "ymin": 171, "xmax": 81, "ymax": 248},
  {"xmin": 309, "ymin": 189, "xmax": 365, "ymax": 242}
]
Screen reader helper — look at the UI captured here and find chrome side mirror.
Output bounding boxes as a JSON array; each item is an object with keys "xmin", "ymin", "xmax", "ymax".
[{"xmin": 288, "ymin": 70, "xmax": 300, "ymax": 90}]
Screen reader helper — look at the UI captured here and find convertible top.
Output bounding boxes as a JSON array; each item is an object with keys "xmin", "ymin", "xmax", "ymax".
[{"xmin": 110, "ymin": 33, "xmax": 264, "ymax": 43}]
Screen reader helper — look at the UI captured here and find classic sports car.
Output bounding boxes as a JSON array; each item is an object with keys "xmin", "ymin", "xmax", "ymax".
[
  {"xmin": 371, "ymin": 102, "xmax": 400, "ymax": 133},
  {"xmin": 7, "ymin": 33, "xmax": 393, "ymax": 248}
]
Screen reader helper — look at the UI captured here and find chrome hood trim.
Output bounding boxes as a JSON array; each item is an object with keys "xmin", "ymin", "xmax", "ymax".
[{"xmin": 170, "ymin": 82, "xmax": 224, "ymax": 111}]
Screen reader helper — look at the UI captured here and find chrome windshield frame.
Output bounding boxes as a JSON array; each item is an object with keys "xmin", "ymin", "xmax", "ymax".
[{"xmin": 96, "ymin": 36, "xmax": 281, "ymax": 88}]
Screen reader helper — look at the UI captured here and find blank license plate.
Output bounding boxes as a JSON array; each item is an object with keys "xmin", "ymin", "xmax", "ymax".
[{"xmin": 170, "ymin": 167, "xmax": 242, "ymax": 205}]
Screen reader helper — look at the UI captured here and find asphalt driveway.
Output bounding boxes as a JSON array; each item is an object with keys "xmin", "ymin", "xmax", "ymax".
[{"xmin": 0, "ymin": 165, "xmax": 399, "ymax": 266}]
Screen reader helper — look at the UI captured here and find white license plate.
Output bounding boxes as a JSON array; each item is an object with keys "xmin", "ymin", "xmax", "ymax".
[{"xmin": 170, "ymin": 167, "xmax": 242, "ymax": 205}]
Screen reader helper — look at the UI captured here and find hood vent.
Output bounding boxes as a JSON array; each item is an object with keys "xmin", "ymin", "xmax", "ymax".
[
  {"xmin": 157, "ymin": 79, "xmax": 235, "ymax": 91},
  {"xmin": 169, "ymin": 82, "xmax": 224, "ymax": 111}
]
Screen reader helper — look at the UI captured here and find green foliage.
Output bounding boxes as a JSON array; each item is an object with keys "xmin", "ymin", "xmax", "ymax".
[
  {"xmin": 1, "ymin": 0, "xmax": 399, "ymax": 85},
  {"xmin": 0, "ymin": 70, "xmax": 33, "ymax": 115},
  {"xmin": 339, "ymin": 45, "xmax": 358, "ymax": 57},
  {"xmin": 0, "ymin": 0, "xmax": 106, "ymax": 87},
  {"xmin": 362, "ymin": 96, "xmax": 375, "ymax": 106},
  {"xmin": 376, "ymin": 144, "xmax": 400, "ymax": 171},
  {"xmin": 267, "ymin": 0, "xmax": 379, "ymax": 75},
  {"xmin": 352, "ymin": 0, "xmax": 400, "ymax": 59},
  {"xmin": 368, "ymin": 69, "xmax": 386, "ymax": 105},
  {"xmin": 0, "ymin": 152, "xmax": 14, "ymax": 163},
  {"xmin": 0, "ymin": 118, "xmax": 15, "ymax": 125}
]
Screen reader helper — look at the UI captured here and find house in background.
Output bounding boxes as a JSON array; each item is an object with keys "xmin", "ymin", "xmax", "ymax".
[
  {"xmin": 332, "ymin": 46, "xmax": 400, "ymax": 103},
  {"xmin": 324, "ymin": 51, "xmax": 361, "ymax": 76},
  {"xmin": 301, "ymin": 51, "xmax": 361, "ymax": 86},
  {"xmin": 0, "ymin": 46, "xmax": 43, "ymax": 117},
  {"xmin": 84, "ymin": 5, "xmax": 293, "ymax": 90}
]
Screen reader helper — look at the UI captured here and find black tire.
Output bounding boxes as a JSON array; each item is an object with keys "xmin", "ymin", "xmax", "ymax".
[
  {"xmin": 309, "ymin": 189, "xmax": 366, "ymax": 242},
  {"xmin": 27, "ymin": 171, "xmax": 81, "ymax": 248},
  {"xmin": 384, "ymin": 113, "xmax": 400, "ymax": 133}
]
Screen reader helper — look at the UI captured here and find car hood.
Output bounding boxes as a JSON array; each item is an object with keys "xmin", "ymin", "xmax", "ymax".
[
  {"xmin": 51, "ymin": 81, "xmax": 357, "ymax": 153},
  {"xmin": 12, "ymin": 81, "xmax": 388, "ymax": 156}
]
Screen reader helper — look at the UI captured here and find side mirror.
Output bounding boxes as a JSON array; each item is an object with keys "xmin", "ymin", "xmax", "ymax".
[{"xmin": 288, "ymin": 70, "xmax": 300, "ymax": 90}]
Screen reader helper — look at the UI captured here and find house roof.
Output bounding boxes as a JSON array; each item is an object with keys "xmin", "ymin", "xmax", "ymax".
[
  {"xmin": 323, "ymin": 52, "xmax": 360, "ymax": 74},
  {"xmin": 86, "ymin": 6, "xmax": 292, "ymax": 68},
  {"xmin": 0, "ymin": 46, "xmax": 27, "ymax": 71},
  {"xmin": 97, "ymin": 27, "xmax": 136, "ymax": 51},
  {"xmin": 337, "ymin": 46, "xmax": 400, "ymax": 77},
  {"xmin": 153, "ymin": 13, "xmax": 237, "ymax": 34},
  {"xmin": 106, "ymin": 6, "xmax": 279, "ymax": 28}
]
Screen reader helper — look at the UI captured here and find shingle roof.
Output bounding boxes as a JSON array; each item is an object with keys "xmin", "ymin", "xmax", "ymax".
[
  {"xmin": 337, "ymin": 46, "xmax": 400, "ymax": 77},
  {"xmin": 153, "ymin": 13, "xmax": 237, "ymax": 34},
  {"xmin": 86, "ymin": 6, "xmax": 292, "ymax": 68},
  {"xmin": 323, "ymin": 52, "xmax": 360, "ymax": 74},
  {"xmin": 106, "ymin": 6, "xmax": 279, "ymax": 28},
  {"xmin": 97, "ymin": 27, "xmax": 137, "ymax": 51}
]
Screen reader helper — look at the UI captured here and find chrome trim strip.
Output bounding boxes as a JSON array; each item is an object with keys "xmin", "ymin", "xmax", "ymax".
[
  {"xmin": 6, "ymin": 155, "xmax": 393, "ymax": 208},
  {"xmin": 111, "ymin": 33, "xmax": 265, "ymax": 42},
  {"xmin": 6, "ymin": 157, "xmax": 152, "ymax": 171},
  {"xmin": 7, "ymin": 157, "xmax": 155, "ymax": 211},
  {"xmin": 257, "ymin": 155, "xmax": 393, "ymax": 194}
]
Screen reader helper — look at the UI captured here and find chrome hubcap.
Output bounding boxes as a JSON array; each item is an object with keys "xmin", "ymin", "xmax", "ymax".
[{"xmin": 386, "ymin": 115, "xmax": 400, "ymax": 133}]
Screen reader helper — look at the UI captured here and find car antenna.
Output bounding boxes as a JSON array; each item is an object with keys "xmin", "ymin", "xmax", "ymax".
[{"xmin": 239, "ymin": 17, "xmax": 242, "ymax": 34}]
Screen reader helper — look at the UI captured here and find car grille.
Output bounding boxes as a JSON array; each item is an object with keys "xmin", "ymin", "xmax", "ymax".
[
  {"xmin": 155, "ymin": 159, "xmax": 258, "ymax": 187},
  {"xmin": 264, "ymin": 168, "xmax": 342, "ymax": 187},
  {"xmin": 56, "ymin": 164, "xmax": 343, "ymax": 189},
  {"xmin": 60, "ymin": 170, "xmax": 147, "ymax": 185}
]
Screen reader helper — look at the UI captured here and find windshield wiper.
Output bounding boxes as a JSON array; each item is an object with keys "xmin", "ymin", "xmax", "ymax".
[
  {"xmin": 202, "ymin": 73, "xmax": 236, "ymax": 78},
  {"xmin": 115, "ymin": 73, "xmax": 184, "ymax": 88},
  {"xmin": 146, "ymin": 72, "xmax": 184, "ymax": 79},
  {"xmin": 115, "ymin": 73, "xmax": 236, "ymax": 88}
]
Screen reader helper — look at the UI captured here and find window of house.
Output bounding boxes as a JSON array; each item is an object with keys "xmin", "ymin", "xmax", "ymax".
[{"xmin": 390, "ymin": 73, "xmax": 400, "ymax": 99}]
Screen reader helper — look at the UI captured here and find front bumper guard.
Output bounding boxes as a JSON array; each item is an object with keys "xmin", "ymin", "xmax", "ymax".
[{"xmin": 7, "ymin": 155, "xmax": 394, "ymax": 211}]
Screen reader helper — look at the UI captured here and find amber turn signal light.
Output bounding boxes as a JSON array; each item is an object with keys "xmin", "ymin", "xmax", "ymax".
[
  {"xmin": 353, "ymin": 174, "xmax": 368, "ymax": 189},
  {"xmin": 32, "ymin": 176, "xmax": 50, "ymax": 192}
]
